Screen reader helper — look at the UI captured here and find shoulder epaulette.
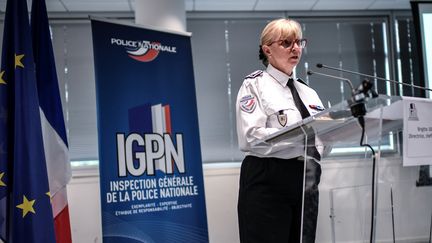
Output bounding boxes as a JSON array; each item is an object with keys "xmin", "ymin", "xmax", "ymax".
[
  {"xmin": 245, "ymin": 70, "xmax": 263, "ymax": 79},
  {"xmin": 296, "ymin": 78, "xmax": 309, "ymax": 86}
]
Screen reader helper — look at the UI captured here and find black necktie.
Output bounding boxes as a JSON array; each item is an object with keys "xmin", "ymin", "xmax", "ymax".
[{"xmin": 287, "ymin": 78, "xmax": 321, "ymax": 160}]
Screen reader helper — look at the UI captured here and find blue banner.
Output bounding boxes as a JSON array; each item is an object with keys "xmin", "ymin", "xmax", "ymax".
[{"xmin": 90, "ymin": 19, "xmax": 208, "ymax": 243}]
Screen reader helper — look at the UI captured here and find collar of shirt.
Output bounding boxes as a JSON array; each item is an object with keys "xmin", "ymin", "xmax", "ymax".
[{"xmin": 266, "ymin": 64, "xmax": 295, "ymax": 87}]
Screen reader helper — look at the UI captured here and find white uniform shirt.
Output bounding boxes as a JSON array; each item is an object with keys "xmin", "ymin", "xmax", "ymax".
[{"xmin": 236, "ymin": 64, "xmax": 325, "ymax": 159}]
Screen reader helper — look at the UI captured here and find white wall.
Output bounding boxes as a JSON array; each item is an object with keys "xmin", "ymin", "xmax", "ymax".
[{"xmin": 67, "ymin": 157, "xmax": 432, "ymax": 243}]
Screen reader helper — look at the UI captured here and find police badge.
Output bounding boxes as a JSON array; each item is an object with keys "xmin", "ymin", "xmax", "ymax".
[{"xmin": 277, "ymin": 110, "xmax": 287, "ymax": 127}]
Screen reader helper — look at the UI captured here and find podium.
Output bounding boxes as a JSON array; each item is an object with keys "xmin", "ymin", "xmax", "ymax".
[{"xmin": 252, "ymin": 95, "xmax": 432, "ymax": 242}]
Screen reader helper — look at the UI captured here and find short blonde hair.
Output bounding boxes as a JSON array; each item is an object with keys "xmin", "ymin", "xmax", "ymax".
[
  {"xmin": 260, "ymin": 18, "xmax": 302, "ymax": 46},
  {"xmin": 258, "ymin": 18, "xmax": 303, "ymax": 66}
]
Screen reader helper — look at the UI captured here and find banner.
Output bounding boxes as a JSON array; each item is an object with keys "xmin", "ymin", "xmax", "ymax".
[
  {"xmin": 402, "ymin": 96, "xmax": 432, "ymax": 166},
  {"xmin": 91, "ymin": 18, "xmax": 208, "ymax": 243}
]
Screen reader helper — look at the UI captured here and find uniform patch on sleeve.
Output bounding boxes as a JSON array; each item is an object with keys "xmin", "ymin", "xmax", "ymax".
[
  {"xmin": 245, "ymin": 70, "xmax": 263, "ymax": 79},
  {"xmin": 239, "ymin": 95, "xmax": 257, "ymax": 113}
]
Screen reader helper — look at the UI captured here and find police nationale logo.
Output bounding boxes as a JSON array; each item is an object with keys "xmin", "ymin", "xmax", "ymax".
[
  {"xmin": 239, "ymin": 95, "xmax": 257, "ymax": 113},
  {"xmin": 111, "ymin": 38, "xmax": 177, "ymax": 62}
]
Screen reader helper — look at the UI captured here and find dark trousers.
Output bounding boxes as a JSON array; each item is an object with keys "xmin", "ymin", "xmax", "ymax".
[{"xmin": 237, "ymin": 156, "xmax": 321, "ymax": 243}]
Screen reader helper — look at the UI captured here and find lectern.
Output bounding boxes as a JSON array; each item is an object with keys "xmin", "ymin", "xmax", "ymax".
[{"xmin": 253, "ymin": 95, "xmax": 432, "ymax": 242}]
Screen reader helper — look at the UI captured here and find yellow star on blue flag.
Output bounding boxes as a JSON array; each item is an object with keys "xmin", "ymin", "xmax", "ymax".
[
  {"xmin": 0, "ymin": 172, "xmax": 6, "ymax": 187},
  {"xmin": 0, "ymin": 71, "xmax": 6, "ymax": 84},
  {"xmin": 15, "ymin": 54, "xmax": 25, "ymax": 69},
  {"xmin": 16, "ymin": 195, "xmax": 36, "ymax": 218}
]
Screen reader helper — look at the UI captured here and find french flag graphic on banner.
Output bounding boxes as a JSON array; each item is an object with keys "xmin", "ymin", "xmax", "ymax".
[{"xmin": 129, "ymin": 103, "xmax": 173, "ymax": 173}]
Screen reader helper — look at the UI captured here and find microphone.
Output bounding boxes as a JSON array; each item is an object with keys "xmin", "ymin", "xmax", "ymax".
[
  {"xmin": 307, "ymin": 69, "xmax": 367, "ymax": 118},
  {"xmin": 307, "ymin": 70, "xmax": 355, "ymax": 95},
  {"xmin": 316, "ymin": 63, "xmax": 432, "ymax": 92}
]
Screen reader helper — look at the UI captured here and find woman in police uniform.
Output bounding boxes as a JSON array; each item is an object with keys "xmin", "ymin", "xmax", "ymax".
[{"xmin": 236, "ymin": 18, "xmax": 325, "ymax": 243}]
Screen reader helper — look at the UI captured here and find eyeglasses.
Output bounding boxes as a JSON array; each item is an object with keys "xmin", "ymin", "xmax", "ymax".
[{"xmin": 269, "ymin": 38, "xmax": 307, "ymax": 49}]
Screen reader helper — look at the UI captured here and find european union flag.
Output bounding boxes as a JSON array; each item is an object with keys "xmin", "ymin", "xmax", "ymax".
[{"xmin": 0, "ymin": 0, "xmax": 57, "ymax": 242}]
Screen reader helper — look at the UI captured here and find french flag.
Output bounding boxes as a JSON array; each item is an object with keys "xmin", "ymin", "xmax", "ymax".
[{"xmin": 31, "ymin": 0, "xmax": 72, "ymax": 242}]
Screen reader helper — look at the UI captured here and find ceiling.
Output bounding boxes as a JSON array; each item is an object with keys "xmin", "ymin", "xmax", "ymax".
[{"xmin": 0, "ymin": 0, "xmax": 413, "ymax": 13}]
